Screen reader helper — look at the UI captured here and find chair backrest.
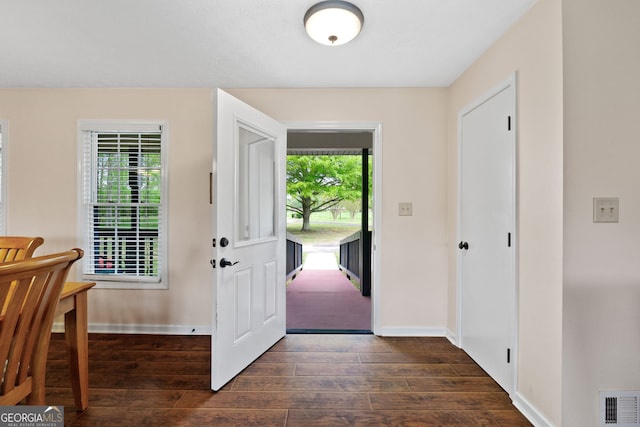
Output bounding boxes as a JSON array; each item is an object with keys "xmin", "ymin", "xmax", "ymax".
[
  {"xmin": 0, "ymin": 248, "xmax": 83, "ymax": 405},
  {"xmin": 0, "ymin": 237, "xmax": 46, "ymax": 316},
  {"xmin": 0, "ymin": 236, "xmax": 44, "ymax": 263}
]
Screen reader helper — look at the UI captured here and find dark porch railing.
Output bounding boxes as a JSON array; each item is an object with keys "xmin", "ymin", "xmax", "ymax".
[
  {"xmin": 339, "ymin": 230, "xmax": 372, "ymax": 296},
  {"xmin": 93, "ymin": 229, "xmax": 159, "ymax": 276},
  {"xmin": 286, "ymin": 233, "xmax": 303, "ymax": 280}
]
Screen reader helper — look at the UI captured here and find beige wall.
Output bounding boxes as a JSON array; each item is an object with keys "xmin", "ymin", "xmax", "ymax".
[
  {"xmin": 447, "ymin": 0, "xmax": 563, "ymax": 424},
  {"xmin": 562, "ymin": 0, "xmax": 640, "ymax": 425},
  {"xmin": 0, "ymin": 87, "xmax": 450, "ymax": 333},
  {"xmin": 0, "ymin": 89, "xmax": 215, "ymax": 332},
  {"xmin": 228, "ymin": 88, "xmax": 449, "ymax": 330}
]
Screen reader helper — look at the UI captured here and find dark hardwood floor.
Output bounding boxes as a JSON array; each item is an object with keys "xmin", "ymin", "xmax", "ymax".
[{"xmin": 46, "ymin": 333, "xmax": 532, "ymax": 426}]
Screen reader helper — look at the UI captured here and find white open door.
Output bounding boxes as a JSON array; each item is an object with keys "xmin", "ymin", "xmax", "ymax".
[
  {"xmin": 458, "ymin": 76, "xmax": 516, "ymax": 393},
  {"xmin": 211, "ymin": 89, "xmax": 286, "ymax": 391}
]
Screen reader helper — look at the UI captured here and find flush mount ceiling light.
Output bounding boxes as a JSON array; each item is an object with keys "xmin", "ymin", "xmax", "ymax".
[{"xmin": 304, "ymin": 1, "xmax": 364, "ymax": 46}]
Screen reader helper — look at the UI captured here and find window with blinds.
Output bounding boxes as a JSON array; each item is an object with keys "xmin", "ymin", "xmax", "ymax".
[{"xmin": 79, "ymin": 122, "xmax": 167, "ymax": 288}]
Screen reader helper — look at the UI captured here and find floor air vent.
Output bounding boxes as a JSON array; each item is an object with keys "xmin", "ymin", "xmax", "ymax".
[{"xmin": 600, "ymin": 391, "xmax": 640, "ymax": 426}]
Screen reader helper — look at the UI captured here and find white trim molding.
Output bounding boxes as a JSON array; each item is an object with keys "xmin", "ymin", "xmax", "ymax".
[
  {"xmin": 446, "ymin": 328, "xmax": 458, "ymax": 346},
  {"xmin": 0, "ymin": 120, "xmax": 7, "ymax": 235},
  {"xmin": 512, "ymin": 392, "xmax": 555, "ymax": 427},
  {"xmin": 375, "ymin": 326, "xmax": 448, "ymax": 337},
  {"xmin": 52, "ymin": 321, "xmax": 212, "ymax": 335}
]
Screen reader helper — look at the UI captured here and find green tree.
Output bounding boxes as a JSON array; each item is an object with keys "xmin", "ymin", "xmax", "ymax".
[{"xmin": 287, "ymin": 155, "xmax": 362, "ymax": 231}]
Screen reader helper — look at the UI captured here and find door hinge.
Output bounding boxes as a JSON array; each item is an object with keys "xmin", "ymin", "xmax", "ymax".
[
  {"xmin": 212, "ymin": 238, "xmax": 216, "ymax": 247},
  {"xmin": 210, "ymin": 259, "xmax": 216, "ymax": 269},
  {"xmin": 507, "ymin": 232, "xmax": 511, "ymax": 247},
  {"xmin": 507, "ymin": 116, "xmax": 512, "ymax": 131},
  {"xmin": 507, "ymin": 348, "xmax": 511, "ymax": 363}
]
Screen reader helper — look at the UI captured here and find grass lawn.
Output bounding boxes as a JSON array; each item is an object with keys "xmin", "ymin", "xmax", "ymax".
[
  {"xmin": 286, "ymin": 210, "xmax": 364, "ymax": 245},
  {"xmin": 287, "ymin": 221, "xmax": 359, "ymax": 245},
  {"xmin": 292, "ymin": 210, "xmax": 363, "ymax": 224}
]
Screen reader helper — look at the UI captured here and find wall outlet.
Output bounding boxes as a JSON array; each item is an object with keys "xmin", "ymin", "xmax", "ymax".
[
  {"xmin": 399, "ymin": 202, "xmax": 412, "ymax": 216},
  {"xmin": 593, "ymin": 197, "xmax": 619, "ymax": 223}
]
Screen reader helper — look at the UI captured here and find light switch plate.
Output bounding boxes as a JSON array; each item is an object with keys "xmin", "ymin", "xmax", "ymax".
[
  {"xmin": 399, "ymin": 202, "xmax": 412, "ymax": 216},
  {"xmin": 593, "ymin": 197, "xmax": 619, "ymax": 223}
]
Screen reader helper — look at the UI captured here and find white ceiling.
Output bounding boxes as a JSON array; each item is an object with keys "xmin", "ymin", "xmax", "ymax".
[{"xmin": 0, "ymin": 0, "xmax": 536, "ymax": 88}]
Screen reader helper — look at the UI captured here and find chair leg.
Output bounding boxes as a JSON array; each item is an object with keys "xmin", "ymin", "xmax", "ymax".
[{"xmin": 26, "ymin": 381, "xmax": 45, "ymax": 405}]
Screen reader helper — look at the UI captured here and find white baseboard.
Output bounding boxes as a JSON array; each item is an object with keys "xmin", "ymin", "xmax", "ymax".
[
  {"xmin": 54, "ymin": 323, "xmax": 450, "ymax": 338},
  {"xmin": 52, "ymin": 322, "xmax": 212, "ymax": 335},
  {"xmin": 51, "ymin": 324, "xmax": 448, "ymax": 338},
  {"xmin": 374, "ymin": 326, "xmax": 448, "ymax": 337},
  {"xmin": 511, "ymin": 391, "xmax": 555, "ymax": 427},
  {"xmin": 445, "ymin": 328, "xmax": 458, "ymax": 346}
]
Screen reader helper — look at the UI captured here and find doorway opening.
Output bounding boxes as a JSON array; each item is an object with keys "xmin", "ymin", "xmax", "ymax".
[{"xmin": 285, "ymin": 128, "xmax": 374, "ymax": 334}]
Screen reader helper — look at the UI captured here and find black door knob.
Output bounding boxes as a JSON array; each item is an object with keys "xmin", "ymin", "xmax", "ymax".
[
  {"xmin": 220, "ymin": 258, "xmax": 239, "ymax": 268},
  {"xmin": 220, "ymin": 237, "xmax": 229, "ymax": 247},
  {"xmin": 458, "ymin": 241, "xmax": 469, "ymax": 250}
]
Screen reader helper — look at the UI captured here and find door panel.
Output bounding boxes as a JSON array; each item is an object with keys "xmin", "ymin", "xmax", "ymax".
[
  {"xmin": 459, "ymin": 78, "xmax": 516, "ymax": 393},
  {"xmin": 212, "ymin": 89, "xmax": 286, "ymax": 391},
  {"xmin": 234, "ymin": 268, "xmax": 252, "ymax": 341},
  {"xmin": 264, "ymin": 261, "xmax": 277, "ymax": 321}
]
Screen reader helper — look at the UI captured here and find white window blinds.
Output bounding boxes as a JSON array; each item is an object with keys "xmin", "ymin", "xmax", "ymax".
[{"xmin": 80, "ymin": 122, "xmax": 166, "ymax": 286}]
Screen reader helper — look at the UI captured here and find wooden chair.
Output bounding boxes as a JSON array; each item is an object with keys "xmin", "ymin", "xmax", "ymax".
[
  {"xmin": 0, "ymin": 248, "xmax": 84, "ymax": 405},
  {"xmin": 0, "ymin": 237, "xmax": 45, "ymax": 315},
  {"xmin": 0, "ymin": 236, "xmax": 44, "ymax": 262}
]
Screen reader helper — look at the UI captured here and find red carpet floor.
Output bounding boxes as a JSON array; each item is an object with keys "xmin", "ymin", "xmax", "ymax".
[{"xmin": 286, "ymin": 269, "xmax": 371, "ymax": 331}]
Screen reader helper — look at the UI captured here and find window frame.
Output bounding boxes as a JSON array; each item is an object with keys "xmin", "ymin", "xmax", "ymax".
[{"xmin": 77, "ymin": 120, "xmax": 169, "ymax": 289}]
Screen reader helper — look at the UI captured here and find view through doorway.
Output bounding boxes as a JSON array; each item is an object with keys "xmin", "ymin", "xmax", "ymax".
[{"xmin": 285, "ymin": 130, "xmax": 373, "ymax": 333}]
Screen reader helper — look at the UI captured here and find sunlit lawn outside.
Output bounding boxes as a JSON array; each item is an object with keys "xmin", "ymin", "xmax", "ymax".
[{"xmin": 286, "ymin": 211, "xmax": 361, "ymax": 245}]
